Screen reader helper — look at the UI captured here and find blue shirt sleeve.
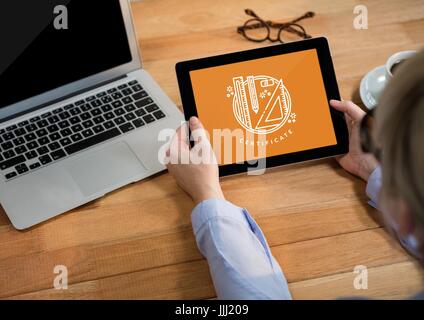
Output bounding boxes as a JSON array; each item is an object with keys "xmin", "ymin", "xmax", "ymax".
[
  {"xmin": 366, "ymin": 166, "xmax": 382, "ymax": 209},
  {"xmin": 191, "ymin": 199, "xmax": 292, "ymax": 300}
]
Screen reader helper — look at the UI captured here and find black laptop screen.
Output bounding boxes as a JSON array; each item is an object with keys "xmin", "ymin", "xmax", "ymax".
[{"xmin": 0, "ymin": 0, "xmax": 132, "ymax": 109}]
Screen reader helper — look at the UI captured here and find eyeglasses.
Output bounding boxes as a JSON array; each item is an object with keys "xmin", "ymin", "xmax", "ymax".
[
  {"xmin": 360, "ymin": 109, "xmax": 382, "ymax": 161},
  {"xmin": 237, "ymin": 9, "xmax": 315, "ymax": 44}
]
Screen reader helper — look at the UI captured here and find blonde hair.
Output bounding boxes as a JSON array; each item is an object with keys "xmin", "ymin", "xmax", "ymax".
[{"xmin": 375, "ymin": 49, "xmax": 424, "ymax": 227}]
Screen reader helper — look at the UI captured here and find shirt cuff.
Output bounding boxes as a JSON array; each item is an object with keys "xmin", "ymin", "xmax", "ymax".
[
  {"xmin": 366, "ymin": 166, "xmax": 382, "ymax": 209},
  {"xmin": 192, "ymin": 198, "xmax": 278, "ymax": 268},
  {"xmin": 191, "ymin": 198, "xmax": 250, "ymax": 235}
]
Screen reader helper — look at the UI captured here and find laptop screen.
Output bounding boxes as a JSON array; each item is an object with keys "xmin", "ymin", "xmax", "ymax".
[{"xmin": 0, "ymin": 0, "xmax": 132, "ymax": 110}]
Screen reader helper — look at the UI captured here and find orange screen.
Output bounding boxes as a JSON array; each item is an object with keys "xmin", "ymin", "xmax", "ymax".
[{"xmin": 190, "ymin": 49, "xmax": 337, "ymax": 165}]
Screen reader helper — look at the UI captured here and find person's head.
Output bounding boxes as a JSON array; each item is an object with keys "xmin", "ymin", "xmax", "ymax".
[{"xmin": 374, "ymin": 49, "xmax": 424, "ymax": 259}]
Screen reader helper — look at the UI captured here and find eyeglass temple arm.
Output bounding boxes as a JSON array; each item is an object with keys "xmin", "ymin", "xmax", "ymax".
[
  {"xmin": 244, "ymin": 8, "xmax": 260, "ymax": 19},
  {"xmin": 243, "ymin": 10, "xmax": 314, "ymax": 26},
  {"xmin": 292, "ymin": 11, "xmax": 315, "ymax": 23},
  {"xmin": 265, "ymin": 11, "xmax": 315, "ymax": 28}
]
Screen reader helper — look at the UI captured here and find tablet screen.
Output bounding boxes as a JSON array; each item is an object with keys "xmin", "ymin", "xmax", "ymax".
[{"xmin": 189, "ymin": 48, "xmax": 338, "ymax": 165}]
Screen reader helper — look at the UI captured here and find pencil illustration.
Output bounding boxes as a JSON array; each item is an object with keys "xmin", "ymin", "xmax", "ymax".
[{"xmin": 229, "ymin": 75, "xmax": 292, "ymax": 135}]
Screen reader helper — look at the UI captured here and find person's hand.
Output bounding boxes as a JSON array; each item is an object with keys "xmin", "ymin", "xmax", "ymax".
[
  {"xmin": 166, "ymin": 116, "xmax": 224, "ymax": 204},
  {"xmin": 330, "ymin": 100, "xmax": 379, "ymax": 181}
]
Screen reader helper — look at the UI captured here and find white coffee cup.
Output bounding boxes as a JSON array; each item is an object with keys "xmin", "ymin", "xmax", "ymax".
[
  {"xmin": 385, "ymin": 50, "xmax": 417, "ymax": 80},
  {"xmin": 360, "ymin": 50, "xmax": 417, "ymax": 110}
]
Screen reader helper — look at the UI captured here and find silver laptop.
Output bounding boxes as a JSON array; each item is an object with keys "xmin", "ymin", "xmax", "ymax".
[{"xmin": 0, "ymin": 0, "xmax": 183, "ymax": 229}]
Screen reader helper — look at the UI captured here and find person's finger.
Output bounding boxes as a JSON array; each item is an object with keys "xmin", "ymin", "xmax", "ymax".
[
  {"xmin": 189, "ymin": 116, "xmax": 209, "ymax": 145},
  {"xmin": 344, "ymin": 113, "xmax": 353, "ymax": 136},
  {"xmin": 189, "ymin": 116, "xmax": 203, "ymax": 131},
  {"xmin": 168, "ymin": 122, "xmax": 189, "ymax": 163},
  {"xmin": 170, "ymin": 122, "xmax": 189, "ymax": 150},
  {"xmin": 330, "ymin": 99, "xmax": 365, "ymax": 122},
  {"xmin": 176, "ymin": 121, "xmax": 189, "ymax": 145}
]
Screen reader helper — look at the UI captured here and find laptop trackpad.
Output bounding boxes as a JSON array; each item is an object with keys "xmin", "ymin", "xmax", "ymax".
[{"xmin": 67, "ymin": 142, "xmax": 146, "ymax": 197}]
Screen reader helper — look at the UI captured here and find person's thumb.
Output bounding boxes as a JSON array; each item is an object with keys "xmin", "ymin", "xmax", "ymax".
[
  {"xmin": 330, "ymin": 99, "xmax": 365, "ymax": 121},
  {"xmin": 189, "ymin": 116, "xmax": 208, "ymax": 145},
  {"xmin": 189, "ymin": 116, "xmax": 203, "ymax": 130}
]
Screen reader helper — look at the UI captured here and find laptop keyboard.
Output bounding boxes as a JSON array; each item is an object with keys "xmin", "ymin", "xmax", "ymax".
[{"xmin": 0, "ymin": 80, "xmax": 166, "ymax": 180}]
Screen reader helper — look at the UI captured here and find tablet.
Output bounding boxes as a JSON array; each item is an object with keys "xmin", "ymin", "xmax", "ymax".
[{"xmin": 176, "ymin": 37, "xmax": 348, "ymax": 176}]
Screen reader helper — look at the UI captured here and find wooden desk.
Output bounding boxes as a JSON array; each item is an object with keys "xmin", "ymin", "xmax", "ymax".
[{"xmin": 1, "ymin": 0, "xmax": 424, "ymax": 299}]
